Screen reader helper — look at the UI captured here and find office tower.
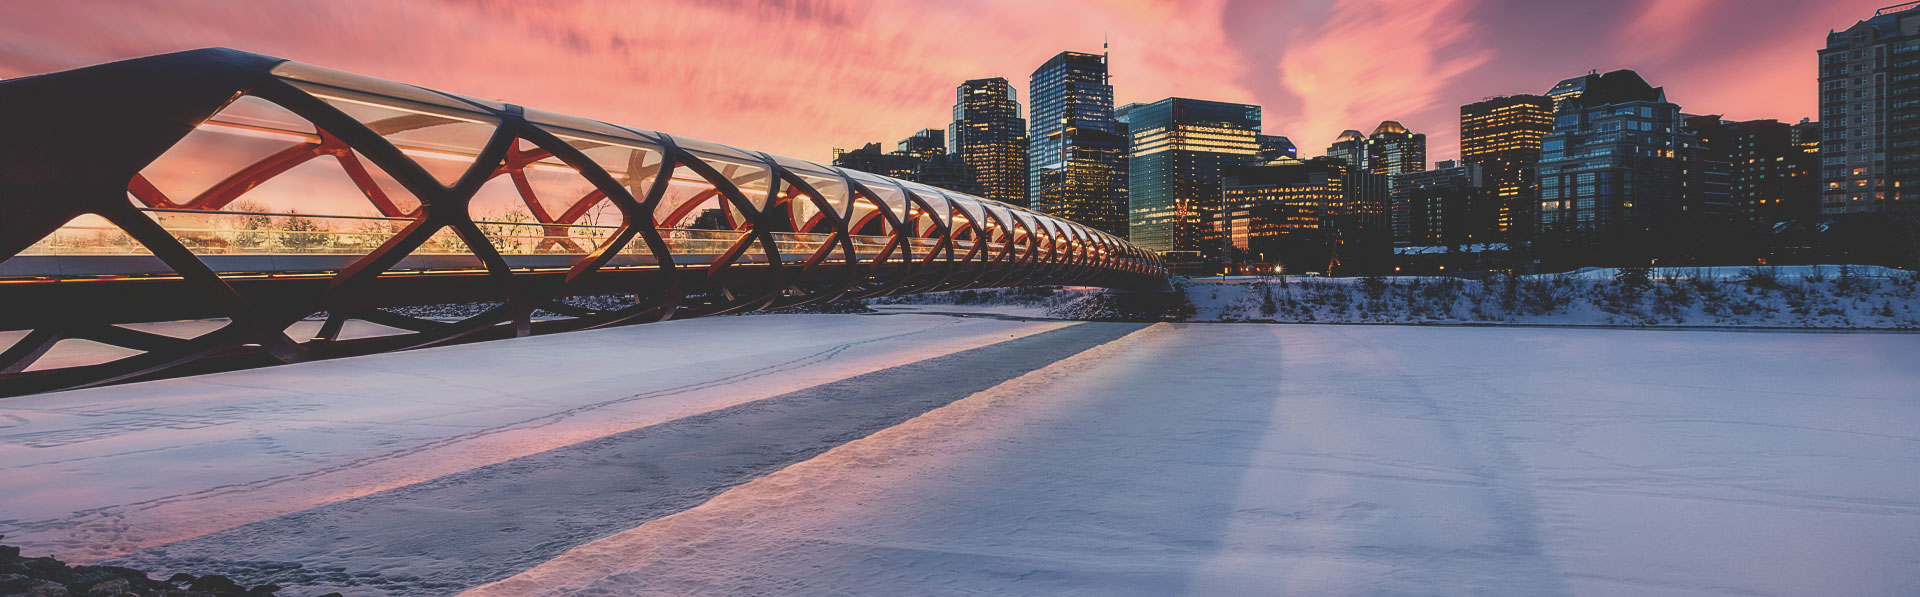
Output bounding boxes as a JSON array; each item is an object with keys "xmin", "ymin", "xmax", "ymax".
[
  {"xmin": 949, "ymin": 77, "xmax": 1030, "ymax": 206},
  {"xmin": 1391, "ymin": 160, "xmax": 1489, "ymax": 247},
  {"xmin": 1365, "ymin": 121, "xmax": 1427, "ymax": 179},
  {"xmin": 1460, "ymin": 94, "xmax": 1554, "ymax": 239},
  {"xmin": 1221, "ymin": 156, "xmax": 1390, "ymax": 275},
  {"xmin": 1123, "ymin": 98, "xmax": 1262, "ymax": 256},
  {"xmin": 1029, "ymin": 51, "xmax": 1127, "ymax": 237},
  {"xmin": 1326, "ymin": 129, "xmax": 1366, "ymax": 170},
  {"xmin": 834, "ymin": 140, "xmax": 985, "ymax": 196},
  {"xmin": 1535, "ymin": 70, "xmax": 1725, "ymax": 241},
  {"xmin": 897, "ymin": 128, "xmax": 946, "ymax": 159},
  {"xmin": 1684, "ymin": 115, "xmax": 1822, "ymax": 224},
  {"xmin": 1257, "ymin": 134, "xmax": 1298, "ymax": 161},
  {"xmin": 1820, "ymin": 3, "xmax": 1920, "ymax": 215},
  {"xmin": 833, "ymin": 143, "xmax": 918, "ymax": 180}
]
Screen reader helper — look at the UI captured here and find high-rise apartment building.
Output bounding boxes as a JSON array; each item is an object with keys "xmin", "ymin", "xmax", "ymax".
[
  {"xmin": 1365, "ymin": 121, "xmax": 1427, "ymax": 179},
  {"xmin": 949, "ymin": 77, "xmax": 1029, "ymax": 206},
  {"xmin": 1460, "ymin": 94, "xmax": 1554, "ymax": 238},
  {"xmin": 1390, "ymin": 160, "xmax": 1489, "ymax": 247},
  {"xmin": 1123, "ymin": 98, "xmax": 1262, "ymax": 256},
  {"xmin": 1819, "ymin": 2, "xmax": 1920, "ymax": 215},
  {"xmin": 1536, "ymin": 70, "xmax": 1725, "ymax": 238},
  {"xmin": 1028, "ymin": 51, "xmax": 1127, "ymax": 237},
  {"xmin": 1684, "ymin": 115, "xmax": 1823, "ymax": 224}
]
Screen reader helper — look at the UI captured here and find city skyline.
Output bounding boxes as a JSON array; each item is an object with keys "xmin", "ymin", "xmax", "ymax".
[{"xmin": 0, "ymin": 0, "xmax": 1871, "ymax": 165}]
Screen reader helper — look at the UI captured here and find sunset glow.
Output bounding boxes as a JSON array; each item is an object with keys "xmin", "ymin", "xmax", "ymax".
[{"xmin": 0, "ymin": 0, "xmax": 1871, "ymax": 162}]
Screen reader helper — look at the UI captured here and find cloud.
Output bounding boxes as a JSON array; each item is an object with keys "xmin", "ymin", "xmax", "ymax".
[
  {"xmin": 0, "ymin": 0, "xmax": 1874, "ymax": 172},
  {"xmin": 1270, "ymin": 0, "xmax": 1490, "ymax": 160},
  {"xmin": 1618, "ymin": 0, "xmax": 1722, "ymax": 63}
]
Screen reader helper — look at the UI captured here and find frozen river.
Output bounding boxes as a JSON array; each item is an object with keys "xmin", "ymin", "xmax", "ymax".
[{"xmin": 3, "ymin": 312, "xmax": 1917, "ymax": 595}]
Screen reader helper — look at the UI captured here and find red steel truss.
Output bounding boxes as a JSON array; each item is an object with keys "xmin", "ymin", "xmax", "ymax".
[{"xmin": 0, "ymin": 49, "xmax": 1167, "ymax": 396}]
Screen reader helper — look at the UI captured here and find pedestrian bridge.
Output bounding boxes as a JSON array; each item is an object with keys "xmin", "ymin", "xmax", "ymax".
[{"xmin": 0, "ymin": 48, "xmax": 1166, "ymax": 395}]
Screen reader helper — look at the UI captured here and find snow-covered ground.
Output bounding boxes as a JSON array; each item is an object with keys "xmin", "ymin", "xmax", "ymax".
[{"xmin": 4, "ymin": 312, "xmax": 1918, "ymax": 595}]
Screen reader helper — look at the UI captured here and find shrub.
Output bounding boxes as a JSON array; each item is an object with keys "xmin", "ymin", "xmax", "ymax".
[
  {"xmin": 1615, "ymin": 266, "xmax": 1652, "ymax": 289},
  {"xmin": 1801, "ymin": 265, "xmax": 1829, "ymax": 285},
  {"xmin": 1359, "ymin": 275, "xmax": 1387, "ymax": 300},
  {"xmin": 1740, "ymin": 265, "xmax": 1783, "ymax": 290},
  {"xmin": 1836, "ymin": 265, "xmax": 1858, "ymax": 295}
]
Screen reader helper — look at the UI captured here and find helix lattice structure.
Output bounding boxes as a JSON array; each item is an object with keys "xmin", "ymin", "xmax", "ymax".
[{"xmin": 0, "ymin": 49, "xmax": 1166, "ymax": 396}]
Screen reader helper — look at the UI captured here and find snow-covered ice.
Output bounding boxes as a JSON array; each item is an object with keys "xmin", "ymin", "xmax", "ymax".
[
  {"xmin": 4, "ymin": 311, "xmax": 1918, "ymax": 595},
  {"xmin": 474, "ymin": 323, "xmax": 1920, "ymax": 596},
  {"xmin": 0, "ymin": 313, "xmax": 1072, "ymax": 561}
]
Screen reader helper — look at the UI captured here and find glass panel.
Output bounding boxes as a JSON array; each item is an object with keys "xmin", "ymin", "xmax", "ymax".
[
  {"xmin": 784, "ymin": 184, "xmax": 820, "ymax": 233},
  {"xmin": 898, "ymin": 181, "xmax": 953, "ymax": 225},
  {"xmin": 144, "ymin": 211, "xmax": 405, "ymax": 257},
  {"xmin": 666, "ymin": 134, "xmax": 760, "ymax": 162},
  {"xmin": 417, "ymin": 226, "xmax": 474, "ymax": 255},
  {"xmin": 524, "ymin": 108, "xmax": 660, "ymax": 144},
  {"xmin": 139, "ymin": 96, "xmax": 318, "ymax": 208},
  {"xmin": 132, "ymin": 94, "xmax": 429, "ymax": 262},
  {"xmin": 656, "ymin": 163, "xmax": 736, "ymax": 230},
  {"xmin": 944, "ymin": 193, "xmax": 984, "ymax": 235},
  {"xmin": 770, "ymin": 157, "xmax": 844, "ymax": 232},
  {"xmin": 649, "ymin": 228, "xmax": 747, "ymax": 258},
  {"xmin": 298, "ymin": 83, "xmax": 501, "ymax": 187},
  {"xmin": 846, "ymin": 172, "xmax": 908, "ymax": 234},
  {"xmin": 468, "ymin": 176, "xmax": 535, "ymax": 254},
  {"xmin": 17, "ymin": 214, "xmax": 143, "ymax": 256},
  {"xmin": 499, "ymin": 139, "xmax": 607, "ymax": 225},
  {"xmin": 980, "ymin": 203, "xmax": 1014, "ymax": 248},
  {"xmin": 773, "ymin": 232, "xmax": 832, "ymax": 263},
  {"xmin": 898, "ymin": 183, "xmax": 948, "ymax": 238},
  {"xmin": 348, "ymin": 149, "xmax": 424, "ymax": 215},
  {"xmin": 274, "ymin": 62, "xmax": 506, "ymax": 114},
  {"xmin": 689, "ymin": 151, "xmax": 775, "ymax": 210},
  {"xmin": 209, "ymin": 94, "xmax": 314, "ymax": 135},
  {"xmin": 791, "ymin": 171, "xmax": 849, "ymax": 232},
  {"xmin": 546, "ymin": 134, "xmax": 664, "ymax": 203},
  {"xmin": 208, "ymin": 154, "xmax": 390, "ymax": 218}
]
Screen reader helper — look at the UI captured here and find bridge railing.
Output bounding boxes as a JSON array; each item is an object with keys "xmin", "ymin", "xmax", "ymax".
[{"xmin": 14, "ymin": 206, "xmax": 1101, "ymax": 274}]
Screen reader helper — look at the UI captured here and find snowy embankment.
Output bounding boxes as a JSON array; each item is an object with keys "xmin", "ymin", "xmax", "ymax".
[{"xmin": 884, "ymin": 265, "xmax": 1920, "ymax": 328}]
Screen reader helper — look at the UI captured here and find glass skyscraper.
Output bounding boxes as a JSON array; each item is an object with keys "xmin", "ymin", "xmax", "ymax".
[
  {"xmin": 1365, "ymin": 121, "xmax": 1427, "ymax": 180},
  {"xmin": 1537, "ymin": 70, "xmax": 1723, "ymax": 235},
  {"xmin": 1029, "ymin": 51, "xmax": 1127, "ymax": 237},
  {"xmin": 1325, "ymin": 129, "xmax": 1366, "ymax": 170},
  {"xmin": 1123, "ymin": 97, "xmax": 1261, "ymax": 256},
  {"xmin": 949, "ymin": 77, "xmax": 1029, "ymax": 206},
  {"xmin": 1460, "ymin": 94, "xmax": 1553, "ymax": 239}
]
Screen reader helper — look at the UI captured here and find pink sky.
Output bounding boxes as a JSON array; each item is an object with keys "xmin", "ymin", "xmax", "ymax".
[{"xmin": 0, "ymin": 0, "xmax": 1884, "ymax": 164}]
